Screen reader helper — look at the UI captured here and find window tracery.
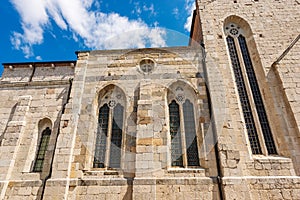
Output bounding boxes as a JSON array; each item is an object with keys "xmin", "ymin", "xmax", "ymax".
[
  {"xmin": 93, "ymin": 86, "xmax": 125, "ymax": 169},
  {"xmin": 139, "ymin": 58, "xmax": 155, "ymax": 74},
  {"xmin": 168, "ymin": 84, "xmax": 200, "ymax": 167},
  {"xmin": 225, "ymin": 22, "xmax": 277, "ymax": 155}
]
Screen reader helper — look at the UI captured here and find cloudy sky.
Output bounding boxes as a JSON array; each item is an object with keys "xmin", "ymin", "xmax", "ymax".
[{"xmin": 0, "ymin": 0, "xmax": 195, "ymax": 68}]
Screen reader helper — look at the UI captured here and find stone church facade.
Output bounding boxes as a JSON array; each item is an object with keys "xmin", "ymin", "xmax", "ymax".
[{"xmin": 0, "ymin": 0, "xmax": 300, "ymax": 199}]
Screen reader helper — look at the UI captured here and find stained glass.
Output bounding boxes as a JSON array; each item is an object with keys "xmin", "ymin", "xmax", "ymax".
[
  {"xmin": 169, "ymin": 100, "xmax": 183, "ymax": 167},
  {"xmin": 109, "ymin": 104, "xmax": 124, "ymax": 168},
  {"xmin": 227, "ymin": 36, "xmax": 262, "ymax": 154},
  {"xmin": 238, "ymin": 35, "xmax": 277, "ymax": 154},
  {"xmin": 183, "ymin": 100, "xmax": 200, "ymax": 166},
  {"xmin": 33, "ymin": 127, "xmax": 51, "ymax": 172},
  {"xmin": 93, "ymin": 104, "xmax": 109, "ymax": 168}
]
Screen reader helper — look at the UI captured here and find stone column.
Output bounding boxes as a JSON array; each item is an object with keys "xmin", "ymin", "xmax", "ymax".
[
  {"xmin": 133, "ymin": 81, "xmax": 167, "ymax": 199},
  {"xmin": 43, "ymin": 52, "xmax": 89, "ymax": 200}
]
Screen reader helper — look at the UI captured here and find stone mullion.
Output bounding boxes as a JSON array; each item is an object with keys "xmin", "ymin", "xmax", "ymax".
[
  {"xmin": 199, "ymin": 122, "xmax": 206, "ymax": 164},
  {"xmin": 105, "ymin": 108, "xmax": 113, "ymax": 169},
  {"xmin": 120, "ymin": 103, "xmax": 127, "ymax": 171},
  {"xmin": 179, "ymin": 104, "xmax": 188, "ymax": 168},
  {"xmin": 234, "ymin": 37, "xmax": 268, "ymax": 156}
]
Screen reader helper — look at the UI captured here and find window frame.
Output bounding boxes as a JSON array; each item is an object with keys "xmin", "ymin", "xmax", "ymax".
[
  {"xmin": 93, "ymin": 88, "xmax": 126, "ymax": 170},
  {"xmin": 225, "ymin": 22, "xmax": 278, "ymax": 156},
  {"xmin": 33, "ymin": 127, "xmax": 52, "ymax": 172},
  {"xmin": 167, "ymin": 85, "xmax": 202, "ymax": 168}
]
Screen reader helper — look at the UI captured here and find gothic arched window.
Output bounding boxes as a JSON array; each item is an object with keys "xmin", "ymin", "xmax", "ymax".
[
  {"xmin": 225, "ymin": 22, "xmax": 277, "ymax": 155},
  {"xmin": 33, "ymin": 127, "xmax": 51, "ymax": 172},
  {"xmin": 168, "ymin": 85, "xmax": 200, "ymax": 167},
  {"xmin": 93, "ymin": 86, "xmax": 125, "ymax": 169}
]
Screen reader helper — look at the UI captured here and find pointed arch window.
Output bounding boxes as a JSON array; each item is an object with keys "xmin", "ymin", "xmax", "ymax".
[
  {"xmin": 93, "ymin": 87, "xmax": 125, "ymax": 169},
  {"xmin": 168, "ymin": 86, "xmax": 200, "ymax": 167},
  {"xmin": 33, "ymin": 127, "xmax": 51, "ymax": 172},
  {"xmin": 225, "ymin": 23, "xmax": 277, "ymax": 155}
]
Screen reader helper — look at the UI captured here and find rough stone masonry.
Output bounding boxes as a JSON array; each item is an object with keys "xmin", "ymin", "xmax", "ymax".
[{"xmin": 0, "ymin": 0, "xmax": 300, "ymax": 199}]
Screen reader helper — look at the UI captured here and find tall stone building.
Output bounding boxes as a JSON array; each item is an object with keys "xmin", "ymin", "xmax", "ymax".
[{"xmin": 0, "ymin": 0, "xmax": 299, "ymax": 199}]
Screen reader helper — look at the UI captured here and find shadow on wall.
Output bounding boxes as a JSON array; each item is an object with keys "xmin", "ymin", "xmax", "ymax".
[
  {"xmin": 267, "ymin": 66, "xmax": 300, "ymax": 176},
  {"xmin": 0, "ymin": 102, "xmax": 18, "ymax": 145}
]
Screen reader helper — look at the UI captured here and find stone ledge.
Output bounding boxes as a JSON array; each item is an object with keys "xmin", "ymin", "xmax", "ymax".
[
  {"xmin": 252, "ymin": 155, "xmax": 293, "ymax": 162},
  {"xmin": 79, "ymin": 178, "xmax": 132, "ymax": 186},
  {"xmin": 133, "ymin": 177, "xmax": 213, "ymax": 185},
  {"xmin": 0, "ymin": 80, "xmax": 71, "ymax": 88},
  {"xmin": 82, "ymin": 169, "xmax": 133, "ymax": 179},
  {"xmin": 167, "ymin": 167, "xmax": 205, "ymax": 174},
  {"xmin": 0, "ymin": 180, "xmax": 42, "ymax": 187},
  {"xmin": 84, "ymin": 170, "xmax": 120, "ymax": 176},
  {"xmin": 222, "ymin": 176, "xmax": 300, "ymax": 185}
]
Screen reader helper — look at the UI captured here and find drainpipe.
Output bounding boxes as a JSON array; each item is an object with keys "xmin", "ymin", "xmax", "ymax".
[
  {"xmin": 40, "ymin": 78, "xmax": 73, "ymax": 200},
  {"xmin": 200, "ymin": 45, "xmax": 224, "ymax": 200}
]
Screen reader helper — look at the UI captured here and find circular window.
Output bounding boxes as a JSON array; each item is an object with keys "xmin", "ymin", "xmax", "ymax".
[
  {"xmin": 229, "ymin": 28, "xmax": 239, "ymax": 36},
  {"xmin": 225, "ymin": 23, "xmax": 241, "ymax": 37},
  {"xmin": 108, "ymin": 100, "xmax": 116, "ymax": 108},
  {"xmin": 139, "ymin": 58, "xmax": 155, "ymax": 74}
]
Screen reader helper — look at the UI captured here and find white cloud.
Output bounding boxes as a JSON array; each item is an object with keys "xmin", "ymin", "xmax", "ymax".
[
  {"xmin": 184, "ymin": 0, "xmax": 195, "ymax": 32},
  {"xmin": 10, "ymin": 32, "xmax": 33, "ymax": 58},
  {"xmin": 35, "ymin": 56, "xmax": 42, "ymax": 60},
  {"xmin": 10, "ymin": 0, "xmax": 166, "ymax": 58},
  {"xmin": 132, "ymin": 2, "xmax": 156, "ymax": 17},
  {"xmin": 10, "ymin": 0, "xmax": 49, "ymax": 57},
  {"xmin": 172, "ymin": 8, "xmax": 179, "ymax": 19},
  {"xmin": 143, "ymin": 4, "xmax": 156, "ymax": 16},
  {"xmin": 132, "ymin": 2, "xmax": 142, "ymax": 16}
]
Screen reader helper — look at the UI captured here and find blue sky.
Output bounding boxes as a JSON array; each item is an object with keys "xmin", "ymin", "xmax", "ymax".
[{"xmin": 0, "ymin": 0, "xmax": 195, "ymax": 75}]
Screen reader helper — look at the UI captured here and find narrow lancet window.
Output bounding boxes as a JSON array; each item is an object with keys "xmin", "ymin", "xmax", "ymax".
[
  {"xmin": 94, "ymin": 104, "xmax": 109, "ymax": 168},
  {"xmin": 225, "ymin": 22, "xmax": 277, "ymax": 155},
  {"xmin": 33, "ymin": 127, "xmax": 51, "ymax": 172},
  {"xmin": 238, "ymin": 35, "xmax": 277, "ymax": 154},
  {"xmin": 226, "ymin": 35, "xmax": 262, "ymax": 154},
  {"xmin": 183, "ymin": 100, "xmax": 199, "ymax": 166},
  {"xmin": 169, "ymin": 100, "xmax": 183, "ymax": 167},
  {"xmin": 109, "ymin": 104, "xmax": 124, "ymax": 168}
]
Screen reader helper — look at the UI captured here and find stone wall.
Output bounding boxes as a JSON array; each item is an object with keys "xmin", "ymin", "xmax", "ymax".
[
  {"xmin": 196, "ymin": 0, "xmax": 300, "ymax": 198},
  {"xmin": 42, "ymin": 47, "xmax": 217, "ymax": 199},
  {"xmin": 273, "ymin": 38, "xmax": 300, "ymax": 174},
  {"xmin": 0, "ymin": 63, "xmax": 74, "ymax": 199}
]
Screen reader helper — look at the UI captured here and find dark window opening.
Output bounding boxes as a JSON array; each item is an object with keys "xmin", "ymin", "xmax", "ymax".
[
  {"xmin": 33, "ymin": 127, "xmax": 51, "ymax": 172},
  {"xmin": 94, "ymin": 103, "xmax": 124, "ymax": 169},
  {"xmin": 226, "ymin": 36, "xmax": 262, "ymax": 154},
  {"xmin": 169, "ymin": 100, "xmax": 183, "ymax": 167},
  {"xmin": 169, "ymin": 99, "xmax": 200, "ymax": 167},
  {"xmin": 93, "ymin": 104, "xmax": 109, "ymax": 168},
  {"xmin": 183, "ymin": 100, "xmax": 199, "ymax": 166},
  {"xmin": 109, "ymin": 104, "xmax": 124, "ymax": 168},
  {"xmin": 238, "ymin": 35, "xmax": 277, "ymax": 154}
]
